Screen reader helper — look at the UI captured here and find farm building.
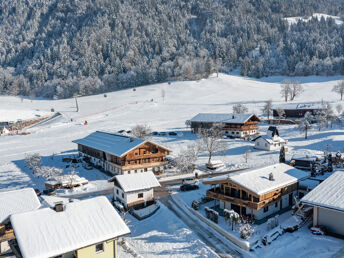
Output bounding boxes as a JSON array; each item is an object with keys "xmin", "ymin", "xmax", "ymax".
[
  {"xmin": 272, "ymin": 103, "xmax": 324, "ymax": 119},
  {"xmin": 203, "ymin": 163, "xmax": 309, "ymax": 221},
  {"xmin": 10, "ymin": 196, "xmax": 130, "ymax": 258},
  {"xmin": 189, "ymin": 113, "xmax": 261, "ymax": 138},
  {"xmin": 0, "ymin": 188, "xmax": 41, "ymax": 251},
  {"xmin": 110, "ymin": 171, "xmax": 160, "ymax": 209},
  {"xmin": 254, "ymin": 126, "xmax": 287, "ymax": 151},
  {"xmin": 73, "ymin": 131, "xmax": 171, "ymax": 175},
  {"xmin": 301, "ymin": 171, "xmax": 344, "ymax": 237}
]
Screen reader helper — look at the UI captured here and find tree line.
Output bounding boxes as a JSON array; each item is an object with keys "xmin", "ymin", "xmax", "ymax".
[{"xmin": 0, "ymin": 0, "xmax": 344, "ymax": 98}]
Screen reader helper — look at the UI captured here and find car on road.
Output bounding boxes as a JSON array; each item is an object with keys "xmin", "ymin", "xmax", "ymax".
[
  {"xmin": 180, "ymin": 184, "xmax": 199, "ymax": 191},
  {"xmin": 168, "ymin": 132, "xmax": 177, "ymax": 136},
  {"xmin": 182, "ymin": 177, "xmax": 199, "ymax": 185}
]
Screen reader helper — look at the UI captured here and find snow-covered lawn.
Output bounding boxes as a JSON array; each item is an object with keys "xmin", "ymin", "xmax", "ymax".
[
  {"xmin": 285, "ymin": 13, "xmax": 343, "ymax": 26},
  {"xmin": 1, "ymin": 73, "xmax": 344, "ymax": 256},
  {"xmin": 120, "ymin": 204, "xmax": 218, "ymax": 258}
]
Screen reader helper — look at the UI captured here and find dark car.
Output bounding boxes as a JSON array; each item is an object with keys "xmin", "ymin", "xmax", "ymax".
[
  {"xmin": 118, "ymin": 130, "xmax": 125, "ymax": 133},
  {"xmin": 43, "ymin": 188, "xmax": 56, "ymax": 196},
  {"xmin": 126, "ymin": 130, "xmax": 132, "ymax": 134},
  {"xmin": 160, "ymin": 132, "xmax": 166, "ymax": 136},
  {"xmin": 180, "ymin": 184, "xmax": 199, "ymax": 191},
  {"xmin": 168, "ymin": 132, "xmax": 177, "ymax": 136}
]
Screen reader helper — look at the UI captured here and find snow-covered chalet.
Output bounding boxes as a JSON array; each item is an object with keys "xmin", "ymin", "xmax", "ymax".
[
  {"xmin": 254, "ymin": 126, "xmax": 288, "ymax": 151},
  {"xmin": 73, "ymin": 131, "xmax": 171, "ymax": 175},
  {"xmin": 189, "ymin": 113, "xmax": 261, "ymax": 138}
]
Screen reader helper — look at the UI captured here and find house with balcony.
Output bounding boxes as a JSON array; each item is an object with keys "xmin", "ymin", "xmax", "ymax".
[
  {"xmin": 189, "ymin": 113, "xmax": 261, "ymax": 138},
  {"xmin": 203, "ymin": 163, "xmax": 309, "ymax": 221},
  {"xmin": 10, "ymin": 197, "xmax": 130, "ymax": 258},
  {"xmin": 73, "ymin": 131, "xmax": 171, "ymax": 175},
  {"xmin": 110, "ymin": 171, "xmax": 161, "ymax": 209}
]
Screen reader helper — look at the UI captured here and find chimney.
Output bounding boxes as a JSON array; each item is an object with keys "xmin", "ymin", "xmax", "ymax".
[
  {"xmin": 129, "ymin": 137, "xmax": 134, "ymax": 142},
  {"xmin": 232, "ymin": 115, "xmax": 235, "ymax": 119},
  {"xmin": 268, "ymin": 172, "xmax": 275, "ymax": 181},
  {"xmin": 54, "ymin": 202, "xmax": 64, "ymax": 212}
]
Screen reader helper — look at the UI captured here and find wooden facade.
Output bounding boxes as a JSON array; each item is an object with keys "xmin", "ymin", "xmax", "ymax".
[
  {"xmin": 191, "ymin": 115, "xmax": 261, "ymax": 138},
  {"xmin": 204, "ymin": 178, "xmax": 298, "ymax": 216},
  {"xmin": 78, "ymin": 141, "xmax": 170, "ymax": 175}
]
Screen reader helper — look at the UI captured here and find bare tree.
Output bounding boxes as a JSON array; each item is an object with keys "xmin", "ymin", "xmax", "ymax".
[
  {"xmin": 323, "ymin": 102, "xmax": 334, "ymax": 128},
  {"xmin": 276, "ymin": 108, "xmax": 285, "ymax": 124},
  {"xmin": 161, "ymin": 89, "xmax": 166, "ymax": 103},
  {"xmin": 280, "ymin": 79, "xmax": 291, "ymax": 102},
  {"xmin": 336, "ymin": 104, "xmax": 343, "ymax": 115},
  {"xmin": 35, "ymin": 166, "xmax": 63, "ymax": 180},
  {"xmin": 262, "ymin": 99, "xmax": 273, "ymax": 120},
  {"xmin": 233, "ymin": 104, "xmax": 248, "ymax": 114},
  {"xmin": 25, "ymin": 153, "xmax": 42, "ymax": 171},
  {"xmin": 289, "ymin": 81, "xmax": 303, "ymax": 100},
  {"xmin": 315, "ymin": 110, "xmax": 327, "ymax": 131},
  {"xmin": 332, "ymin": 79, "xmax": 344, "ymax": 100},
  {"xmin": 67, "ymin": 168, "xmax": 78, "ymax": 188},
  {"xmin": 174, "ymin": 143, "xmax": 199, "ymax": 173},
  {"xmin": 131, "ymin": 124, "xmax": 152, "ymax": 139},
  {"xmin": 197, "ymin": 124, "xmax": 227, "ymax": 164},
  {"xmin": 299, "ymin": 112, "xmax": 312, "ymax": 139}
]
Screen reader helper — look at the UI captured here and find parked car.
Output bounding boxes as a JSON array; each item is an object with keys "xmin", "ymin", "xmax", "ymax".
[
  {"xmin": 126, "ymin": 130, "xmax": 132, "ymax": 134},
  {"xmin": 152, "ymin": 131, "xmax": 159, "ymax": 135},
  {"xmin": 168, "ymin": 132, "xmax": 177, "ymax": 136},
  {"xmin": 117, "ymin": 130, "xmax": 125, "ymax": 133},
  {"xmin": 180, "ymin": 184, "xmax": 199, "ymax": 191},
  {"xmin": 43, "ymin": 188, "xmax": 56, "ymax": 196},
  {"xmin": 159, "ymin": 132, "xmax": 166, "ymax": 136},
  {"xmin": 182, "ymin": 177, "xmax": 199, "ymax": 185},
  {"xmin": 311, "ymin": 225, "xmax": 327, "ymax": 235}
]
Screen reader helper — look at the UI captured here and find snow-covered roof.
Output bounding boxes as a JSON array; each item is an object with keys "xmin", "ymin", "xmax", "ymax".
[
  {"xmin": 190, "ymin": 113, "xmax": 259, "ymax": 124},
  {"xmin": 301, "ymin": 171, "xmax": 344, "ymax": 212},
  {"xmin": 0, "ymin": 188, "xmax": 41, "ymax": 224},
  {"xmin": 11, "ymin": 196, "xmax": 130, "ymax": 258},
  {"xmin": 203, "ymin": 163, "xmax": 309, "ymax": 196},
  {"xmin": 73, "ymin": 131, "xmax": 170, "ymax": 157},
  {"xmin": 255, "ymin": 135, "xmax": 287, "ymax": 144},
  {"xmin": 40, "ymin": 195, "xmax": 79, "ymax": 208},
  {"xmin": 112, "ymin": 171, "xmax": 161, "ymax": 192},
  {"xmin": 272, "ymin": 103, "xmax": 324, "ymax": 110}
]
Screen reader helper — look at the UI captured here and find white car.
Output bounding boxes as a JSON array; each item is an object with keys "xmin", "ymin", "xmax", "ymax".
[{"xmin": 182, "ymin": 177, "xmax": 199, "ymax": 185}]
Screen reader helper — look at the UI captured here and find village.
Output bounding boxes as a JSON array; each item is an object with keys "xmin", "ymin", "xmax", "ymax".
[{"xmin": 0, "ymin": 74, "xmax": 344, "ymax": 258}]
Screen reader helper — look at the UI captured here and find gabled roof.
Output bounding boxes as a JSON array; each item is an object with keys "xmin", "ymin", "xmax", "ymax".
[
  {"xmin": 111, "ymin": 171, "xmax": 161, "ymax": 192},
  {"xmin": 73, "ymin": 131, "xmax": 171, "ymax": 157},
  {"xmin": 0, "ymin": 188, "xmax": 41, "ymax": 224},
  {"xmin": 203, "ymin": 163, "xmax": 309, "ymax": 196},
  {"xmin": 301, "ymin": 171, "xmax": 344, "ymax": 212},
  {"xmin": 254, "ymin": 135, "xmax": 286, "ymax": 144},
  {"xmin": 11, "ymin": 196, "xmax": 130, "ymax": 258},
  {"xmin": 190, "ymin": 113, "xmax": 260, "ymax": 124}
]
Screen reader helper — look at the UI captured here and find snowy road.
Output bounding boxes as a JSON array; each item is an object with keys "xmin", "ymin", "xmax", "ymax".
[{"xmin": 160, "ymin": 195, "xmax": 244, "ymax": 258}]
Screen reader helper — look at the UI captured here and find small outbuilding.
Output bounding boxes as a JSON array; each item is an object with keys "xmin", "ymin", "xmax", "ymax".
[
  {"xmin": 110, "ymin": 171, "xmax": 161, "ymax": 209},
  {"xmin": 254, "ymin": 126, "xmax": 287, "ymax": 151},
  {"xmin": 301, "ymin": 171, "xmax": 344, "ymax": 237}
]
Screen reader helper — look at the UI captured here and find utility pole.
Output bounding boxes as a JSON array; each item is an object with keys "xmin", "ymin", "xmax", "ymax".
[{"xmin": 74, "ymin": 94, "xmax": 79, "ymax": 112}]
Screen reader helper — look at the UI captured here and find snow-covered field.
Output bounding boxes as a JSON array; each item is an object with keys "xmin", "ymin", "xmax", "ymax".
[
  {"xmin": 1, "ymin": 73, "xmax": 344, "ymax": 257},
  {"xmin": 284, "ymin": 13, "xmax": 343, "ymax": 26}
]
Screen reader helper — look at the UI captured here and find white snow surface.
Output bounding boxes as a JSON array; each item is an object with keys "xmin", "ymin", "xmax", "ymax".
[
  {"xmin": 301, "ymin": 171, "xmax": 344, "ymax": 211},
  {"xmin": 190, "ymin": 113, "xmax": 257, "ymax": 124},
  {"xmin": 204, "ymin": 163, "xmax": 309, "ymax": 195},
  {"xmin": 0, "ymin": 108, "xmax": 50, "ymax": 122},
  {"xmin": 114, "ymin": 171, "xmax": 160, "ymax": 192},
  {"xmin": 0, "ymin": 188, "xmax": 41, "ymax": 224},
  {"xmin": 285, "ymin": 13, "xmax": 343, "ymax": 26},
  {"xmin": 11, "ymin": 196, "xmax": 130, "ymax": 258}
]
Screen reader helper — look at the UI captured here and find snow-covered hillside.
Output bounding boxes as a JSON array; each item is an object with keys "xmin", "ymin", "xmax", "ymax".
[{"xmin": 285, "ymin": 13, "xmax": 343, "ymax": 26}]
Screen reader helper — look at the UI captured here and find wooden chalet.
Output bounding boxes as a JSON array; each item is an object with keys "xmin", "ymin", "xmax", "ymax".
[
  {"xmin": 272, "ymin": 103, "xmax": 324, "ymax": 119},
  {"xmin": 73, "ymin": 131, "xmax": 171, "ymax": 175},
  {"xmin": 189, "ymin": 113, "xmax": 261, "ymax": 138},
  {"xmin": 203, "ymin": 164, "xmax": 309, "ymax": 221}
]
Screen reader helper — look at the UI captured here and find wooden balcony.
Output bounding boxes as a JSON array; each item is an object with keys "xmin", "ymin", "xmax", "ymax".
[
  {"xmin": 0, "ymin": 229, "xmax": 15, "ymax": 243},
  {"xmin": 108, "ymin": 160, "xmax": 168, "ymax": 170},
  {"xmin": 206, "ymin": 189, "xmax": 259, "ymax": 210}
]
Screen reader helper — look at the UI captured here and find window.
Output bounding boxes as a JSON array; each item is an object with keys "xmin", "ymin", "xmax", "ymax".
[
  {"xmin": 128, "ymin": 171, "xmax": 131, "ymax": 174},
  {"xmin": 138, "ymin": 193, "xmax": 143, "ymax": 198},
  {"xmin": 144, "ymin": 151, "xmax": 146, "ymax": 154},
  {"xmin": 144, "ymin": 168, "xmax": 148, "ymax": 172},
  {"xmin": 116, "ymin": 189, "xmax": 119, "ymax": 194},
  {"xmin": 95, "ymin": 243, "xmax": 104, "ymax": 253},
  {"xmin": 264, "ymin": 206, "xmax": 269, "ymax": 213},
  {"xmin": 135, "ymin": 152, "xmax": 138, "ymax": 155},
  {"xmin": 275, "ymin": 202, "xmax": 278, "ymax": 208},
  {"xmin": 127, "ymin": 161, "xmax": 130, "ymax": 165},
  {"xmin": 257, "ymin": 142, "xmax": 260, "ymax": 146},
  {"xmin": 122, "ymin": 193, "xmax": 124, "ymax": 198},
  {"xmin": 135, "ymin": 170, "xmax": 137, "ymax": 173}
]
